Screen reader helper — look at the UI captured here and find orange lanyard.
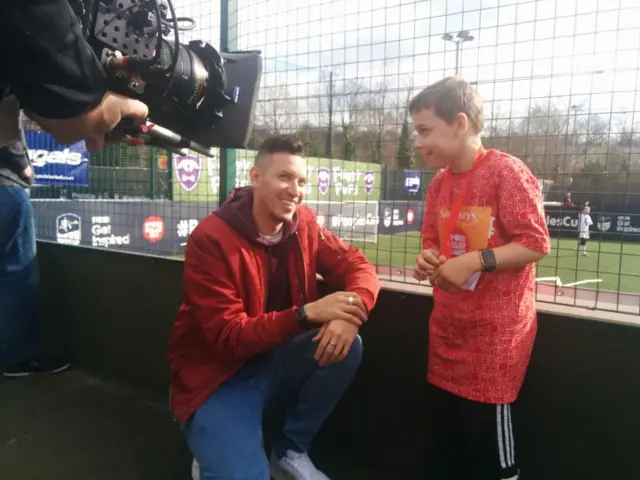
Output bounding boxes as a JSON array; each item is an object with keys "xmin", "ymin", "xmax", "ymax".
[{"xmin": 439, "ymin": 147, "xmax": 488, "ymax": 259}]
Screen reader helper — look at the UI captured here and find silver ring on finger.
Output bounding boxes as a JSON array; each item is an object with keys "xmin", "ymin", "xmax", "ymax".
[
  {"xmin": 348, "ymin": 296, "xmax": 354, "ymax": 305},
  {"xmin": 328, "ymin": 341, "xmax": 337, "ymax": 347}
]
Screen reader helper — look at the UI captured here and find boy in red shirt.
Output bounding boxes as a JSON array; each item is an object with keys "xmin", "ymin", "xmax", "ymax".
[{"xmin": 411, "ymin": 77, "xmax": 550, "ymax": 479}]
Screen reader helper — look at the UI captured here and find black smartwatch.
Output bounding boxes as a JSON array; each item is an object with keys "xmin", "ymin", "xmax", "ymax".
[
  {"xmin": 294, "ymin": 305, "xmax": 310, "ymax": 329},
  {"xmin": 479, "ymin": 249, "xmax": 497, "ymax": 272}
]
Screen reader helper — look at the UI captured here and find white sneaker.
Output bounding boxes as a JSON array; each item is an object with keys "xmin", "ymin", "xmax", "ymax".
[
  {"xmin": 191, "ymin": 458, "xmax": 200, "ymax": 480},
  {"xmin": 270, "ymin": 449, "xmax": 330, "ymax": 480}
]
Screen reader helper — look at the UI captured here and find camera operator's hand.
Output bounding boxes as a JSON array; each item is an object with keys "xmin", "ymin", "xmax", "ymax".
[
  {"xmin": 25, "ymin": 92, "xmax": 148, "ymax": 153},
  {"xmin": 21, "ymin": 165, "xmax": 34, "ymax": 183},
  {"xmin": 304, "ymin": 292, "xmax": 368, "ymax": 327}
]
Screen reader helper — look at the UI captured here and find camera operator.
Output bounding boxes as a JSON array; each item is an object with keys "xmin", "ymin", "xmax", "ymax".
[
  {"xmin": 0, "ymin": 0, "xmax": 147, "ymax": 377},
  {"xmin": 0, "ymin": 95, "xmax": 72, "ymax": 376},
  {"xmin": 0, "ymin": 0, "xmax": 149, "ymax": 153}
]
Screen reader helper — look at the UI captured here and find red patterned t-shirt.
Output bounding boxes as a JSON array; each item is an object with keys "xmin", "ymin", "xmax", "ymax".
[{"xmin": 422, "ymin": 148, "xmax": 551, "ymax": 404}]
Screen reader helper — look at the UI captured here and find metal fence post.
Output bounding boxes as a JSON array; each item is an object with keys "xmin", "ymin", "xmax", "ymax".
[
  {"xmin": 219, "ymin": 0, "xmax": 238, "ymax": 203},
  {"xmin": 150, "ymin": 146, "xmax": 157, "ymax": 199},
  {"xmin": 167, "ymin": 151, "xmax": 173, "ymax": 201}
]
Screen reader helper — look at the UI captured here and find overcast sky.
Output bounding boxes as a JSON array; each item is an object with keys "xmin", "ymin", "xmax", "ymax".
[{"xmin": 174, "ymin": 0, "xmax": 640, "ymax": 125}]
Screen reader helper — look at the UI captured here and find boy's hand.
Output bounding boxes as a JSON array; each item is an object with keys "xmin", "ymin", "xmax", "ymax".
[
  {"xmin": 414, "ymin": 248, "xmax": 446, "ymax": 282},
  {"xmin": 430, "ymin": 252, "xmax": 482, "ymax": 290}
]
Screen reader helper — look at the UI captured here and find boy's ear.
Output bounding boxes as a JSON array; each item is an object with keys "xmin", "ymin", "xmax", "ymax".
[{"xmin": 454, "ymin": 112, "xmax": 469, "ymax": 137}]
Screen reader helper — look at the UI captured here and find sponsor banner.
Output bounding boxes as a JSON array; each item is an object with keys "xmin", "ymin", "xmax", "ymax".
[
  {"xmin": 403, "ymin": 170, "xmax": 422, "ymax": 195},
  {"xmin": 33, "ymin": 201, "xmax": 218, "ymax": 255},
  {"xmin": 25, "ymin": 130, "xmax": 89, "ymax": 186},
  {"xmin": 35, "ymin": 200, "xmax": 423, "ymax": 255},
  {"xmin": 544, "ymin": 206, "xmax": 640, "ymax": 240},
  {"xmin": 36, "ymin": 200, "xmax": 385, "ymax": 252},
  {"xmin": 311, "ymin": 202, "xmax": 380, "ymax": 244},
  {"xmin": 172, "ymin": 150, "xmax": 383, "ymax": 202},
  {"xmin": 34, "ymin": 201, "xmax": 639, "ymax": 257},
  {"xmin": 377, "ymin": 201, "xmax": 424, "ymax": 236}
]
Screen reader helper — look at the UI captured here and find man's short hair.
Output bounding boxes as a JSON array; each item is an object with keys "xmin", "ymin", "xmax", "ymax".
[
  {"xmin": 255, "ymin": 135, "xmax": 305, "ymax": 166},
  {"xmin": 409, "ymin": 76, "xmax": 484, "ymax": 134}
]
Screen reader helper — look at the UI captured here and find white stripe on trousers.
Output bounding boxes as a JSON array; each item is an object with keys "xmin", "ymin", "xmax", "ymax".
[{"xmin": 496, "ymin": 404, "xmax": 515, "ymax": 470}]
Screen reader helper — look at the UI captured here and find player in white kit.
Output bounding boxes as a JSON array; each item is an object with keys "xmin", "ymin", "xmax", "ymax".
[{"xmin": 577, "ymin": 205, "xmax": 593, "ymax": 256}]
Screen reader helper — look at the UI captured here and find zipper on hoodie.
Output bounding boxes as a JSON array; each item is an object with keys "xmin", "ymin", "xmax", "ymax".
[
  {"xmin": 294, "ymin": 232, "xmax": 308, "ymax": 304},
  {"xmin": 264, "ymin": 247, "xmax": 272, "ymax": 312}
]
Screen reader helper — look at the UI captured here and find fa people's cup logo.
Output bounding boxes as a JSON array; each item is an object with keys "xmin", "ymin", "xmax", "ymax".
[
  {"xmin": 317, "ymin": 167, "xmax": 330, "ymax": 195},
  {"xmin": 56, "ymin": 213, "xmax": 82, "ymax": 246},
  {"xmin": 364, "ymin": 170, "xmax": 375, "ymax": 195},
  {"xmin": 207, "ymin": 155, "xmax": 219, "ymax": 194},
  {"xmin": 175, "ymin": 155, "xmax": 202, "ymax": 192},
  {"xmin": 597, "ymin": 215, "xmax": 611, "ymax": 232},
  {"xmin": 383, "ymin": 207, "xmax": 392, "ymax": 228}
]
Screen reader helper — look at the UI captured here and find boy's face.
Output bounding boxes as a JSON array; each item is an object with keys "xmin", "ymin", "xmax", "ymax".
[{"xmin": 411, "ymin": 108, "xmax": 467, "ymax": 170}]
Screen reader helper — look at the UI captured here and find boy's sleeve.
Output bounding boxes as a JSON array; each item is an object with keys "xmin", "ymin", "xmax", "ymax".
[
  {"xmin": 421, "ymin": 177, "xmax": 441, "ymax": 251},
  {"xmin": 498, "ymin": 160, "xmax": 551, "ymax": 254}
]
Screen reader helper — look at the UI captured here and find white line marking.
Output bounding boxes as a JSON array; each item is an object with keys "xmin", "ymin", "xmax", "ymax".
[{"xmin": 536, "ymin": 276, "xmax": 603, "ymax": 288}]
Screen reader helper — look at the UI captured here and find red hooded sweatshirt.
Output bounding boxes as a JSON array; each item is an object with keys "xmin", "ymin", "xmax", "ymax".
[{"xmin": 168, "ymin": 187, "xmax": 381, "ymax": 422}]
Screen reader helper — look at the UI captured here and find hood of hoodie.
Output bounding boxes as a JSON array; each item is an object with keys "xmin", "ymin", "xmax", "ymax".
[{"xmin": 213, "ymin": 186, "xmax": 300, "ymax": 246}]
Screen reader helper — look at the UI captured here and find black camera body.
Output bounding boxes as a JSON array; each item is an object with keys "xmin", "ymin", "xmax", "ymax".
[{"xmin": 74, "ymin": 0, "xmax": 262, "ymax": 154}]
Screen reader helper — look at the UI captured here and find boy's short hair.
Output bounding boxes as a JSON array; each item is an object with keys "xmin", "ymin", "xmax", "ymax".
[{"xmin": 409, "ymin": 76, "xmax": 484, "ymax": 134}]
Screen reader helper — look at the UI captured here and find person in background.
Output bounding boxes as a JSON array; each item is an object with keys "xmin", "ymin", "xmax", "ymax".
[
  {"xmin": 411, "ymin": 76, "xmax": 550, "ymax": 480},
  {"xmin": 577, "ymin": 204, "xmax": 593, "ymax": 257},
  {"xmin": 0, "ymin": 97, "xmax": 71, "ymax": 376},
  {"xmin": 168, "ymin": 135, "xmax": 380, "ymax": 480},
  {"xmin": 562, "ymin": 192, "xmax": 574, "ymax": 207}
]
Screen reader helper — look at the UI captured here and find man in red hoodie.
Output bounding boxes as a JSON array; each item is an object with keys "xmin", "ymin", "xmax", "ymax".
[{"xmin": 168, "ymin": 135, "xmax": 380, "ymax": 480}]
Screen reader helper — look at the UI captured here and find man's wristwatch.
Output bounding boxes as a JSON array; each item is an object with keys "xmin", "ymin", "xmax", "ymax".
[
  {"xmin": 479, "ymin": 249, "xmax": 497, "ymax": 273},
  {"xmin": 294, "ymin": 305, "xmax": 310, "ymax": 329}
]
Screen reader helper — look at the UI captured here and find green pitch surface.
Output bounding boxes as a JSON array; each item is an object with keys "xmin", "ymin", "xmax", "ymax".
[
  {"xmin": 172, "ymin": 232, "xmax": 639, "ymax": 295},
  {"xmin": 353, "ymin": 233, "xmax": 640, "ymax": 295}
]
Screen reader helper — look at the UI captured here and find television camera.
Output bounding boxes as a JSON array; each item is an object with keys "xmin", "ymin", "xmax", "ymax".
[{"xmin": 73, "ymin": 0, "xmax": 262, "ymax": 157}]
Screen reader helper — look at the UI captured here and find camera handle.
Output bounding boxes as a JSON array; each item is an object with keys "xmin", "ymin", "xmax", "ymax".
[{"xmin": 112, "ymin": 116, "xmax": 216, "ymax": 158}]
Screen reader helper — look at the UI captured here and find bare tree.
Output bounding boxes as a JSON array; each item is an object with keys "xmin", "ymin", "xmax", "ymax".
[
  {"xmin": 334, "ymin": 79, "xmax": 364, "ymax": 161},
  {"xmin": 357, "ymin": 79, "xmax": 394, "ymax": 163},
  {"xmin": 395, "ymin": 77, "xmax": 417, "ymax": 169},
  {"xmin": 254, "ymin": 85, "xmax": 299, "ymax": 134}
]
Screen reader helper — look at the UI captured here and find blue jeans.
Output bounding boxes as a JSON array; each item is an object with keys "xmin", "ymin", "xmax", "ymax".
[
  {"xmin": 0, "ymin": 186, "xmax": 40, "ymax": 365},
  {"xmin": 183, "ymin": 328, "xmax": 363, "ymax": 480}
]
